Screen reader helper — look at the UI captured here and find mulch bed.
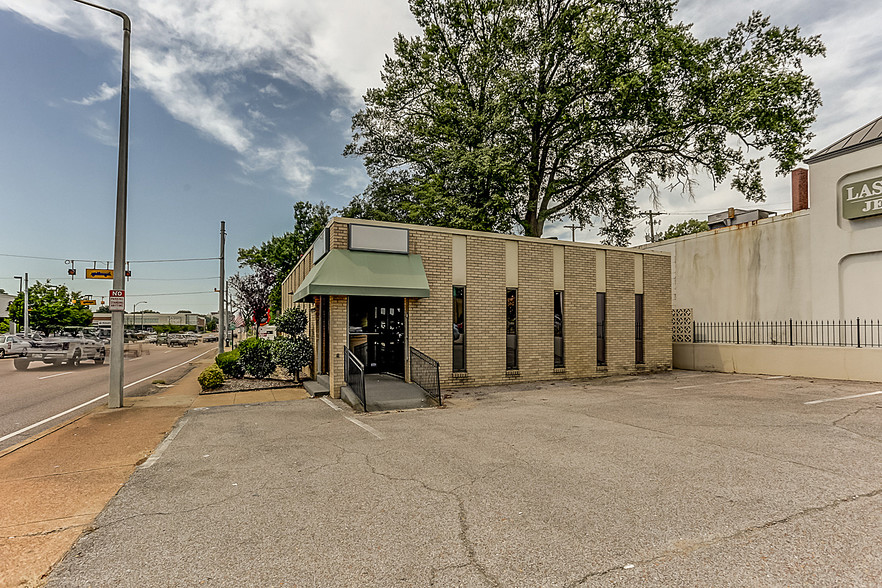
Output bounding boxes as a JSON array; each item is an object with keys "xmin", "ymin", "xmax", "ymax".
[{"xmin": 199, "ymin": 374, "xmax": 304, "ymax": 395}]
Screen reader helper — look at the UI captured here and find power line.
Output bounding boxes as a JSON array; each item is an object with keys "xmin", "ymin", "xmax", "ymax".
[{"xmin": 0, "ymin": 253, "xmax": 218, "ymax": 263}]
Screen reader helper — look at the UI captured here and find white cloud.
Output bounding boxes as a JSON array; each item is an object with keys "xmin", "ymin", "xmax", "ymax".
[
  {"xmin": 71, "ymin": 82, "xmax": 119, "ymax": 106},
  {"xmin": 238, "ymin": 137, "xmax": 315, "ymax": 196}
]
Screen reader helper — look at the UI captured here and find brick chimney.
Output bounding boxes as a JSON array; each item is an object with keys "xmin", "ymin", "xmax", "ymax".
[{"xmin": 791, "ymin": 168, "xmax": 809, "ymax": 212}]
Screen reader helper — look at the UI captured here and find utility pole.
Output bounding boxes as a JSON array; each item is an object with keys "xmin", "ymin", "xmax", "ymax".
[
  {"xmin": 23, "ymin": 273, "xmax": 29, "ymax": 336},
  {"xmin": 563, "ymin": 223, "xmax": 583, "ymax": 241},
  {"xmin": 72, "ymin": 1, "xmax": 132, "ymax": 409},
  {"xmin": 638, "ymin": 210, "xmax": 666, "ymax": 242},
  {"xmin": 218, "ymin": 221, "xmax": 226, "ymax": 354}
]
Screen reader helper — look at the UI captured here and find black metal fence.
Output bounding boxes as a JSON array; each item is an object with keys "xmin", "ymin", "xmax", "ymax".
[
  {"xmin": 409, "ymin": 347, "xmax": 442, "ymax": 406},
  {"xmin": 693, "ymin": 319, "xmax": 882, "ymax": 348},
  {"xmin": 343, "ymin": 345, "xmax": 367, "ymax": 411}
]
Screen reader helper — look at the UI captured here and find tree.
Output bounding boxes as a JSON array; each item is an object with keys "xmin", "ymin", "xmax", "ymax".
[
  {"xmin": 657, "ymin": 218, "xmax": 710, "ymax": 241},
  {"xmin": 238, "ymin": 200, "xmax": 333, "ymax": 315},
  {"xmin": 96, "ymin": 305, "xmax": 111, "ymax": 313},
  {"xmin": 8, "ymin": 282, "xmax": 93, "ymax": 334},
  {"xmin": 345, "ymin": 0, "xmax": 824, "ymax": 245},
  {"xmin": 229, "ymin": 264, "xmax": 277, "ymax": 333}
]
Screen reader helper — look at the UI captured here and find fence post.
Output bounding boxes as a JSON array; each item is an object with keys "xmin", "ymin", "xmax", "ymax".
[
  {"xmin": 789, "ymin": 319, "xmax": 793, "ymax": 346},
  {"xmin": 857, "ymin": 317, "xmax": 861, "ymax": 349},
  {"xmin": 736, "ymin": 320, "xmax": 740, "ymax": 345}
]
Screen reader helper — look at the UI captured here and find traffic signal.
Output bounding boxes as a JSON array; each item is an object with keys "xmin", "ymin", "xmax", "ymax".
[
  {"xmin": 68, "ymin": 268, "xmax": 76, "ymax": 276},
  {"xmin": 125, "ymin": 270, "xmax": 132, "ymax": 277}
]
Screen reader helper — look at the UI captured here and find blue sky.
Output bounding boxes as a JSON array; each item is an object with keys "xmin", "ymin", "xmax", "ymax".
[{"xmin": 1, "ymin": 0, "xmax": 881, "ymax": 314}]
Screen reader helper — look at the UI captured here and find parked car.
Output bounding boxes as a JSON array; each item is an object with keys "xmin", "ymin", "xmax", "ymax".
[
  {"xmin": 156, "ymin": 333, "xmax": 168, "ymax": 345},
  {"xmin": 0, "ymin": 334, "xmax": 30, "ymax": 358},
  {"xmin": 203, "ymin": 332, "xmax": 219, "ymax": 342},
  {"xmin": 14, "ymin": 327, "xmax": 105, "ymax": 370},
  {"xmin": 168, "ymin": 333, "xmax": 189, "ymax": 347}
]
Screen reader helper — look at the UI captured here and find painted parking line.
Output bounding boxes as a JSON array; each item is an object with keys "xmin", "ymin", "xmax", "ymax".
[
  {"xmin": 320, "ymin": 396, "xmax": 382, "ymax": 439},
  {"xmin": 0, "ymin": 350, "xmax": 214, "ymax": 445},
  {"xmin": 38, "ymin": 371, "xmax": 73, "ymax": 380},
  {"xmin": 673, "ymin": 378, "xmax": 760, "ymax": 390},
  {"xmin": 804, "ymin": 390, "xmax": 882, "ymax": 405},
  {"xmin": 344, "ymin": 415, "xmax": 384, "ymax": 440}
]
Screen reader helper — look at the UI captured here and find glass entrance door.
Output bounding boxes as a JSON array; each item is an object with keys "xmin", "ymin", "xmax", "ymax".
[{"xmin": 349, "ymin": 296, "xmax": 405, "ymax": 377}]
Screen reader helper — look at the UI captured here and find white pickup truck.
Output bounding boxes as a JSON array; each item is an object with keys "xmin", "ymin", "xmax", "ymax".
[{"xmin": 14, "ymin": 327, "xmax": 106, "ymax": 370}]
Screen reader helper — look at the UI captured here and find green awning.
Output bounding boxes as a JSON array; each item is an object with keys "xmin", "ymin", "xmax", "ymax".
[{"xmin": 291, "ymin": 249, "xmax": 430, "ymax": 302}]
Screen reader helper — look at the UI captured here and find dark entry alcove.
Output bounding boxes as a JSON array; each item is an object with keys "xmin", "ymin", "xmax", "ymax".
[{"xmin": 348, "ymin": 296, "xmax": 405, "ymax": 378}]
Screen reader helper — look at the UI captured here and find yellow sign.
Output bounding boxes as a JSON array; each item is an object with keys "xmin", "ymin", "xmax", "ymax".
[
  {"xmin": 80, "ymin": 300, "xmax": 97, "ymax": 305},
  {"xmin": 86, "ymin": 269, "xmax": 113, "ymax": 279}
]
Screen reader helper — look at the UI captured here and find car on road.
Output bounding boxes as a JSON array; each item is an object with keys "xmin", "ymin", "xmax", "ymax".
[
  {"xmin": 167, "ymin": 333, "xmax": 190, "ymax": 347},
  {"xmin": 0, "ymin": 334, "xmax": 30, "ymax": 358},
  {"xmin": 14, "ymin": 327, "xmax": 106, "ymax": 370},
  {"xmin": 203, "ymin": 332, "xmax": 219, "ymax": 342}
]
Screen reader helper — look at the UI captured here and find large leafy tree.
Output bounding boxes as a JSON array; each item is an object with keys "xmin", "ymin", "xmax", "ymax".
[
  {"xmin": 8, "ymin": 282, "xmax": 93, "ymax": 334},
  {"xmin": 238, "ymin": 200, "xmax": 333, "ymax": 314},
  {"xmin": 657, "ymin": 218, "xmax": 710, "ymax": 241},
  {"xmin": 345, "ymin": 0, "xmax": 824, "ymax": 244},
  {"xmin": 229, "ymin": 264, "xmax": 277, "ymax": 332}
]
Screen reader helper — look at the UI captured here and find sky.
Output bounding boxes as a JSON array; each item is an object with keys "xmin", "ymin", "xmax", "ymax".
[{"xmin": 1, "ymin": 0, "xmax": 880, "ymax": 315}]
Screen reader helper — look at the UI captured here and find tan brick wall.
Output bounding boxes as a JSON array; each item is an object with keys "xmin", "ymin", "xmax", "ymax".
[
  {"xmin": 330, "ymin": 223, "xmax": 348, "ymax": 249},
  {"xmin": 604, "ymin": 251, "xmax": 636, "ymax": 371},
  {"xmin": 407, "ymin": 229, "xmax": 454, "ymax": 383},
  {"xmin": 515, "ymin": 240, "xmax": 555, "ymax": 380},
  {"xmin": 643, "ymin": 254, "xmax": 673, "ymax": 370},
  {"xmin": 563, "ymin": 246, "xmax": 597, "ymax": 378},
  {"xmin": 328, "ymin": 295, "xmax": 348, "ymax": 398},
  {"xmin": 461, "ymin": 236, "xmax": 507, "ymax": 386}
]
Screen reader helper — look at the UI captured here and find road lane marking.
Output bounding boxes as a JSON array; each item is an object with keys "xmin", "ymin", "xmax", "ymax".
[
  {"xmin": 140, "ymin": 417, "xmax": 189, "ymax": 468},
  {"xmin": 1, "ymin": 349, "xmax": 215, "ymax": 445},
  {"xmin": 38, "ymin": 372, "xmax": 73, "ymax": 380},
  {"xmin": 0, "ymin": 394, "xmax": 108, "ymax": 444},
  {"xmin": 123, "ymin": 349, "xmax": 214, "ymax": 389},
  {"xmin": 804, "ymin": 390, "xmax": 882, "ymax": 405},
  {"xmin": 344, "ymin": 416, "xmax": 383, "ymax": 440}
]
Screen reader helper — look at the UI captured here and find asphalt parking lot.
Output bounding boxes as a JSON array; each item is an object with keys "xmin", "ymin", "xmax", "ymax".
[{"xmin": 48, "ymin": 370, "xmax": 881, "ymax": 587}]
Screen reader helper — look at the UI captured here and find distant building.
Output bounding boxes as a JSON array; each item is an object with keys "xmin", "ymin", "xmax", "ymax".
[
  {"xmin": 0, "ymin": 293, "xmax": 13, "ymax": 320},
  {"xmin": 706, "ymin": 208, "xmax": 776, "ymax": 230},
  {"xmin": 91, "ymin": 312, "xmax": 206, "ymax": 330}
]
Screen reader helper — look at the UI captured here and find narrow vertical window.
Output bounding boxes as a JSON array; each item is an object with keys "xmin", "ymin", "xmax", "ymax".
[
  {"xmin": 553, "ymin": 291, "xmax": 564, "ymax": 368},
  {"xmin": 635, "ymin": 293, "xmax": 644, "ymax": 364},
  {"xmin": 596, "ymin": 292, "xmax": 606, "ymax": 366},
  {"xmin": 506, "ymin": 288, "xmax": 518, "ymax": 370},
  {"xmin": 453, "ymin": 286, "xmax": 466, "ymax": 371}
]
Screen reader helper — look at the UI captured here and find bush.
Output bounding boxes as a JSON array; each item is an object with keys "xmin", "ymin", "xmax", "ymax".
[
  {"xmin": 272, "ymin": 336, "xmax": 313, "ymax": 381},
  {"xmin": 216, "ymin": 349, "xmax": 244, "ymax": 378},
  {"xmin": 197, "ymin": 364, "xmax": 225, "ymax": 391},
  {"xmin": 275, "ymin": 308, "xmax": 308, "ymax": 337},
  {"xmin": 238, "ymin": 337, "xmax": 276, "ymax": 378}
]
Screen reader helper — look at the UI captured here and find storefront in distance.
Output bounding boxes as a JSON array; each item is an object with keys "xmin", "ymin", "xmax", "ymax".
[{"xmin": 282, "ymin": 218, "xmax": 672, "ymax": 399}]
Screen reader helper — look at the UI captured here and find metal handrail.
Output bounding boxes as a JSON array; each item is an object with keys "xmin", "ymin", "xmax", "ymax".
[
  {"xmin": 409, "ymin": 347, "xmax": 442, "ymax": 406},
  {"xmin": 343, "ymin": 345, "xmax": 367, "ymax": 411}
]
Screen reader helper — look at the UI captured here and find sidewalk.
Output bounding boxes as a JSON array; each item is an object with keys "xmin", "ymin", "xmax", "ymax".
[{"xmin": 0, "ymin": 356, "xmax": 307, "ymax": 588}]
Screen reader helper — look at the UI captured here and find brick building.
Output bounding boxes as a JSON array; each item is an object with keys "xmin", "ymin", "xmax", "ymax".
[{"xmin": 282, "ymin": 218, "xmax": 671, "ymax": 399}]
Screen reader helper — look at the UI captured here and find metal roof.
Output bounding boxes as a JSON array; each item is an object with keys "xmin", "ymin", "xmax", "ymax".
[{"xmin": 805, "ymin": 115, "xmax": 882, "ymax": 163}]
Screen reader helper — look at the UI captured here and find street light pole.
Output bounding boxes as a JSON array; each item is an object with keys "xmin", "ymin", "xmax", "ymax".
[
  {"xmin": 134, "ymin": 300, "xmax": 147, "ymax": 331},
  {"xmin": 72, "ymin": 0, "xmax": 131, "ymax": 409},
  {"xmin": 13, "ymin": 274, "xmax": 28, "ymax": 335}
]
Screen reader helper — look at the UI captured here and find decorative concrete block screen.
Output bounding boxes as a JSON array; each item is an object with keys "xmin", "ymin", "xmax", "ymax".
[{"xmin": 673, "ymin": 308, "xmax": 694, "ymax": 343}]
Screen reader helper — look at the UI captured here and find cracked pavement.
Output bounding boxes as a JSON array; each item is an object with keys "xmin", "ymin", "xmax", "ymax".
[{"xmin": 46, "ymin": 370, "xmax": 881, "ymax": 587}]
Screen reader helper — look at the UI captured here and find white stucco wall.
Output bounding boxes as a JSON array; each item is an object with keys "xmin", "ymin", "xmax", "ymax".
[
  {"xmin": 643, "ymin": 141, "xmax": 882, "ymax": 323},
  {"xmin": 807, "ymin": 142, "xmax": 882, "ymax": 320},
  {"xmin": 643, "ymin": 211, "xmax": 812, "ymax": 321}
]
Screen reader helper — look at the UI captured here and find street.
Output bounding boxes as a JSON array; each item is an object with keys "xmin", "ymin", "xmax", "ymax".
[{"xmin": 0, "ymin": 342, "xmax": 216, "ymax": 451}]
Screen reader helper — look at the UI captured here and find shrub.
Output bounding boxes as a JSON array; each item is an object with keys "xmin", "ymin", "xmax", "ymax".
[
  {"xmin": 275, "ymin": 308, "xmax": 308, "ymax": 337},
  {"xmin": 216, "ymin": 349, "xmax": 244, "ymax": 378},
  {"xmin": 272, "ymin": 336, "xmax": 313, "ymax": 381},
  {"xmin": 238, "ymin": 337, "xmax": 276, "ymax": 378},
  {"xmin": 197, "ymin": 364, "xmax": 225, "ymax": 391}
]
